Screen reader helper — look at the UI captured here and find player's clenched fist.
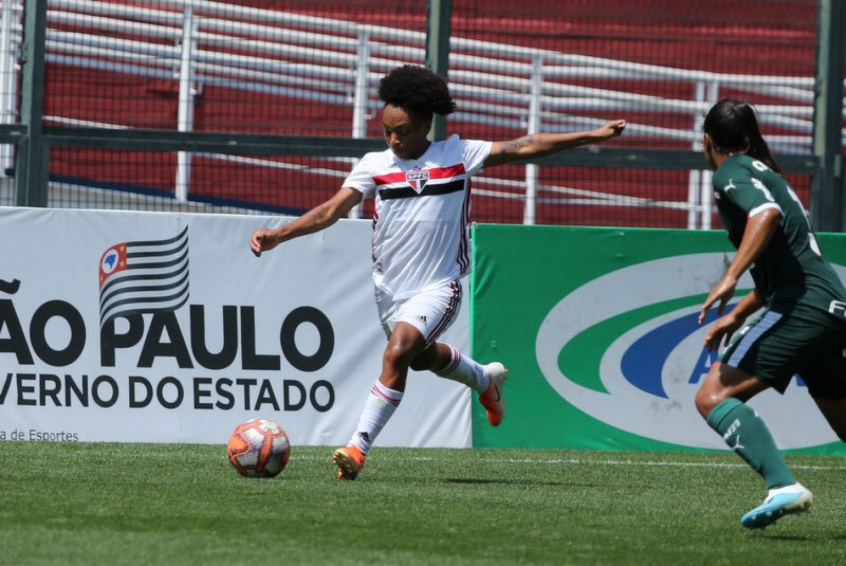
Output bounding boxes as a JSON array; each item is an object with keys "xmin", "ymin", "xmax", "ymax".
[{"xmin": 250, "ymin": 228, "xmax": 280, "ymax": 257}]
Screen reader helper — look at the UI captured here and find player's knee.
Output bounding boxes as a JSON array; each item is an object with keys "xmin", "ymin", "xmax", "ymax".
[
  {"xmin": 694, "ymin": 387, "xmax": 722, "ymax": 420},
  {"xmin": 383, "ymin": 341, "xmax": 415, "ymax": 370}
]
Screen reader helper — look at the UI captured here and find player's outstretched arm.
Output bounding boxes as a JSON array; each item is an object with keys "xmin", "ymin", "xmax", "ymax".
[
  {"xmin": 250, "ymin": 187, "xmax": 363, "ymax": 257},
  {"xmin": 483, "ymin": 119, "xmax": 626, "ymax": 168}
]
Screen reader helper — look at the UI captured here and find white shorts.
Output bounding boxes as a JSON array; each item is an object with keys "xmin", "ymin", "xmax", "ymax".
[{"xmin": 374, "ymin": 279, "xmax": 462, "ymax": 345}]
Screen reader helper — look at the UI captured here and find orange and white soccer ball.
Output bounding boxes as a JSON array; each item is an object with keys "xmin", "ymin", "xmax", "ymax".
[{"xmin": 227, "ymin": 418, "xmax": 291, "ymax": 478}]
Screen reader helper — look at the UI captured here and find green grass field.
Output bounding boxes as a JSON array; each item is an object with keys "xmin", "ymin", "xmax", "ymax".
[{"xmin": 2, "ymin": 442, "xmax": 845, "ymax": 565}]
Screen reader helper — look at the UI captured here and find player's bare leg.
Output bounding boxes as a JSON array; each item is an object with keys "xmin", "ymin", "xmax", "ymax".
[
  {"xmin": 334, "ymin": 323, "xmax": 424, "ymax": 480},
  {"xmin": 812, "ymin": 397, "xmax": 846, "ymax": 442}
]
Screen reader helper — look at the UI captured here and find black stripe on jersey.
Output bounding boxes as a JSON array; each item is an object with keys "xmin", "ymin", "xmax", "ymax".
[{"xmin": 379, "ymin": 179, "xmax": 464, "ymax": 201}]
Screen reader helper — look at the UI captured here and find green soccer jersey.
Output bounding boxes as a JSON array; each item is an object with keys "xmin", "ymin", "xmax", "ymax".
[{"xmin": 712, "ymin": 155, "xmax": 846, "ymax": 314}]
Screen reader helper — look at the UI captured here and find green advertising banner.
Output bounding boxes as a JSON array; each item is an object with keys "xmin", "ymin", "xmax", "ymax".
[{"xmin": 470, "ymin": 224, "xmax": 846, "ymax": 455}]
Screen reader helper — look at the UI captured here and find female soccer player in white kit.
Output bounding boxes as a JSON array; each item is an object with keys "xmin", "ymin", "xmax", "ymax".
[{"xmin": 251, "ymin": 65, "xmax": 626, "ymax": 479}]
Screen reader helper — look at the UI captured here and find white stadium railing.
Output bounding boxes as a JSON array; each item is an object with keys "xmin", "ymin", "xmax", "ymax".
[{"xmin": 0, "ymin": 0, "xmax": 844, "ymax": 227}]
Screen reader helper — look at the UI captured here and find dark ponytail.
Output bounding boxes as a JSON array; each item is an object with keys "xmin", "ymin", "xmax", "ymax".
[{"xmin": 704, "ymin": 99, "xmax": 783, "ymax": 175}]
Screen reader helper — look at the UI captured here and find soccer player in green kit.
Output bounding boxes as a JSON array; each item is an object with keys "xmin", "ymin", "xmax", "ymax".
[{"xmin": 695, "ymin": 99, "xmax": 846, "ymax": 529}]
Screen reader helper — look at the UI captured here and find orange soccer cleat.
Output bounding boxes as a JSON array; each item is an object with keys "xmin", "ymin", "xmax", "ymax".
[
  {"xmin": 333, "ymin": 445, "xmax": 367, "ymax": 480},
  {"xmin": 479, "ymin": 362, "xmax": 508, "ymax": 427}
]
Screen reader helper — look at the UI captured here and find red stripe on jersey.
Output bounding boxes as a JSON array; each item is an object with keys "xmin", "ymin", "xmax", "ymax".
[{"xmin": 373, "ymin": 163, "xmax": 466, "ymax": 186}]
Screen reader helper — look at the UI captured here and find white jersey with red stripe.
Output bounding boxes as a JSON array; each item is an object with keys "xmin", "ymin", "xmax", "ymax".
[{"xmin": 343, "ymin": 134, "xmax": 492, "ymax": 300}]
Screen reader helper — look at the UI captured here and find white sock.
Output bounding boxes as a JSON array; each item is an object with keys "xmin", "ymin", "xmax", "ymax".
[
  {"xmin": 348, "ymin": 381, "xmax": 403, "ymax": 455},
  {"xmin": 435, "ymin": 345, "xmax": 490, "ymax": 394}
]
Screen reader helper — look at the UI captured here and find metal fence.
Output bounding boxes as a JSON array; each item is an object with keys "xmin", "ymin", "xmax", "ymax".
[{"xmin": 1, "ymin": 0, "xmax": 843, "ymax": 229}]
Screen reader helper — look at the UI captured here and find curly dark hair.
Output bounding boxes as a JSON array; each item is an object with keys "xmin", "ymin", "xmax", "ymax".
[{"xmin": 377, "ymin": 65, "xmax": 457, "ymax": 121}]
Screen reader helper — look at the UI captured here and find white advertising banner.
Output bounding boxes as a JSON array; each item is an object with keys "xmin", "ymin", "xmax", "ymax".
[{"xmin": 0, "ymin": 207, "xmax": 471, "ymax": 447}]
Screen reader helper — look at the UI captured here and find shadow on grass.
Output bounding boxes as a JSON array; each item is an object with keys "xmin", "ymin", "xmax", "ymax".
[
  {"xmin": 443, "ymin": 477, "xmax": 598, "ymax": 488},
  {"xmin": 762, "ymin": 532, "xmax": 846, "ymax": 542}
]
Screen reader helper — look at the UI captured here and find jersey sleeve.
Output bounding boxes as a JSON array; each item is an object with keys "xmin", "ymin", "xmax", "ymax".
[
  {"xmin": 460, "ymin": 138, "xmax": 493, "ymax": 176},
  {"xmin": 713, "ymin": 162, "xmax": 783, "ymax": 218},
  {"xmin": 342, "ymin": 153, "xmax": 377, "ymax": 198}
]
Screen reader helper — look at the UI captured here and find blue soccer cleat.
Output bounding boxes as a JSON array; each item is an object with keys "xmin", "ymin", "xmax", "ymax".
[{"xmin": 740, "ymin": 484, "xmax": 813, "ymax": 529}]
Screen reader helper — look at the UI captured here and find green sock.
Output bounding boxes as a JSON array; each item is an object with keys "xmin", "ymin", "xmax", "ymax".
[{"xmin": 706, "ymin": 398, "xmax": 795, "ymax": 490}]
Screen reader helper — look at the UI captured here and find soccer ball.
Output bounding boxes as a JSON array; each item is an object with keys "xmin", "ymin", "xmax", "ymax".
[{"xmin": 227, "ymin": 418, "xmax": 291, "ymax": 478}]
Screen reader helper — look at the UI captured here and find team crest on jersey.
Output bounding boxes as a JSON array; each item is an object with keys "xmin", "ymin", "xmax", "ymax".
[{"xmin": 406, "ymin": 170, "xmax": 430, "ymax": 192}]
